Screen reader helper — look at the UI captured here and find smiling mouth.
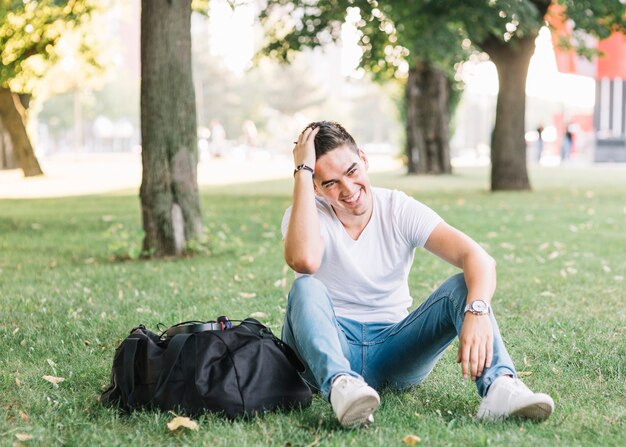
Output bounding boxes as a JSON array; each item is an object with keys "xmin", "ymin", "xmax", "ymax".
[{"xmin": 342, "ymin": 189, "xmax": 362, "ymax": 205}]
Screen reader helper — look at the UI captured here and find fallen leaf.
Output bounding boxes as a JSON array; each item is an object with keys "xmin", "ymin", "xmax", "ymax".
[
  {"xmin": 239, "ymin": 292, "xmax": 256, "ymax": 299},
  {"xmin": 250, "ymin": 312, "xmax": 267, "ymax": 318},
  {"xmin": 273, "ymin": 278, "xmax": 287, "ymax": 288},
  {"xmin": 15, "ymin": 433, "xmax": 32, "ymax": 441},
  {"xmin": 42, "ymin": 375, "xmax": 65, "ymax": 385},
  {"xmin": 167, "ymin": 416, "xmax": 199, "ymax": 431},
  {"xmin": 19, "ymin": 410, "xmax": 30, "ymax": 422},
  {"xmin": 15, "ymin": 377, "xmax": 21, "ymax": 387},
  {"xmin": 46, "ymin": 359, "xmax": 56, "ymax": 368},
  {"xmin": 518, "ymin": 371, "xmax": 533, "ymax": 377},
  {"xmin": 402, "ymin": 434, "xmax": 421, "ymax": 445}
]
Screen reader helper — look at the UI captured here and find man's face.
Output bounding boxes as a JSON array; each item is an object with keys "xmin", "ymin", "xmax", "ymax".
[{"xmin": 314, "ymin": 145, "xmax": 372, "ymax": 219}]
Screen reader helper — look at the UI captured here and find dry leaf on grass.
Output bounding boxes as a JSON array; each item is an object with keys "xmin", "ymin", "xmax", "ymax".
[
  {"xmin": 15, "ymin": 433, "xmax": 32, "ymax": 441},
  {"xmin": 167, "ymin": 416, "xmax": 199, "ymax": 431},
  {"xmin": 19, "ymin": 411, "xmax": 30, "ymax": 422},
  {"xmin": 402, "ymin": 434, "xmax": 422, "ymax": 445},
  {"xmin": 238, "ymin": 292, "xmax": 257, "ymax": 299},
  {"xmin": 42, "ymin": 375, "xmax": 65, "ymax": 385},
  {"xmin": 250, "ymin": 312, "xmax": 267, "ymax": 318}
]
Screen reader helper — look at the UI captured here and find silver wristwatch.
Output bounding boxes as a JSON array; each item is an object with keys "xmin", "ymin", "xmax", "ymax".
[{"xmin": 464, "ymin": 299, "xmax": 491, "ymax": 315}]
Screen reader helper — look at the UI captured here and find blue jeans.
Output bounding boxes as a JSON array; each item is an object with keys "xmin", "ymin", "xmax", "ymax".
[{"xmin": 282, "ymin": 274, "xmax": 516, "ymax": 400}]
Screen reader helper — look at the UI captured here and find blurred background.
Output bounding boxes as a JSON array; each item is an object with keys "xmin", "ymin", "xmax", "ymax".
[{"xmin": 1, "ymin": 0, "xmax": 625, "ymax": 189}]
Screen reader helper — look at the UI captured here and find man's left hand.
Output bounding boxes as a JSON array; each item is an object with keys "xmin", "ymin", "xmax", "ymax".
[{"xmin": 457, "ymin": 314, "xmax": 493, "ymax": 381}]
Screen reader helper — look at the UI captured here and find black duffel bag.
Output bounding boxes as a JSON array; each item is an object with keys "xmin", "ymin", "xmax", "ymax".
[{"xmin": 100, "ymin": 317, "xmax": 312, "ymax": 418}]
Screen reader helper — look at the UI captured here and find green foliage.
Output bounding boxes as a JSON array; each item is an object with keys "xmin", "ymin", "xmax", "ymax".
[
  {"xmin": 259, "ymin": 0, "xmax": 626, "ymax": 81},
  {"xmin": 104, "ymin": 220, "xmax": 145, "ymax": 260},
  {"xmin": 103, "ymin": 215, "xmax": 245, "ymax": 261},
  {"xmin": 1, "ymin": 166, "xmax": 625, "ymax": 445},
  {"xmin": 551, "ymin": 0, "xmax": 626, "ymax": 57},
  {"xmin": 0, "ymin": 0, "xmax": 101, "ymax": 91},
  {"xmin": 557, "ymin": 0, "xmax": 626, "ymax": 39},
  {"xmin": 259, "ymin": 0, "xmax": 471, "ymax": 82}
]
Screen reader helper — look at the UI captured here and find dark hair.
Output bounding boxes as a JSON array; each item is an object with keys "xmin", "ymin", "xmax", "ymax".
[{"xmin": 303, "ymin": 121, "xmax": 358, "ymax": 160}]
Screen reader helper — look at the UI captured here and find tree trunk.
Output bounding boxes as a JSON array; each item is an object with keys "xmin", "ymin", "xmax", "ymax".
[
  {"xmin": 0, "ymin": 117, "xmax": 18, "ymax": 169},
  {"xmin": 0, "ymin": 87, "xmax": 43, "ymax": 176},
  {"xmin": 140, "ymin": 0, "xmax": 202, "ymax": 257},
  {"xmin": 405, "ymin": 61, "xmax": 452, "ymax": 175},
  {"xmin": 482, "ymin": 35, "xmax": 536, "ymax": 191}
]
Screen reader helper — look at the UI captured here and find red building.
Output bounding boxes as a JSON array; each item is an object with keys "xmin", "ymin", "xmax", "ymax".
[{"xmin": 550, "ymin": 5, "xmax": 626, "ymax": 162}]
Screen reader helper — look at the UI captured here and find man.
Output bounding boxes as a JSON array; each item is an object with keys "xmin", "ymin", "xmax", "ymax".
[{"xmin": 281, "ymin": 121, "xmax": 555, "ymax": 427}]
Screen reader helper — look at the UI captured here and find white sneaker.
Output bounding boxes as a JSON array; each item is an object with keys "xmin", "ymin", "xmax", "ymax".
[
  {"xmin": 477, "ymin": 376, "xmax": 555, "ymax": 421},
  {"xmin": 330, "ymin": 375, "xmax": 380, "ymax": 427}
]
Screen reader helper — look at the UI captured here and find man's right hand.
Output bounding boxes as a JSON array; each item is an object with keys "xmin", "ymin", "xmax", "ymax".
[
  {"xmin": 284, "ymin": 124, "xmax": 323, "ymax": 274},
  {"xmin": 293, "ymin": 125, "xmax": 319, "ymax": 170}
]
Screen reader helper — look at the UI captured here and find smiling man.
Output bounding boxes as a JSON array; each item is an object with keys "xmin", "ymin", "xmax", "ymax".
[{"xmin": 281, "ymin": 121, "xmax": 554, "ymax": 427}]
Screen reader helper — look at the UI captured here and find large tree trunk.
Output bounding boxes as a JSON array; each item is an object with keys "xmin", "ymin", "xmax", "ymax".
[
  {"xmin": 405, "ymin": 61, "xmax": 452, "ymax": 175},
  {"xmin": 482, "ymin": 35, "xmax": 536, "ymax": 191},
  {"xmin": 140, "ymin": 0, "xmax": 202, "ymax": 257},
  {"xmin": 0, "ymin": 87, "xmax": 43, "ymax": 176},
  {"xmin": 0, "ymin": 117, "xmax": 18, "ymax": 169}
]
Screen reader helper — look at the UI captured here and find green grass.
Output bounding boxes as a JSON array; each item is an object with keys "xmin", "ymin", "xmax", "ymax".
[{"xmin": 1, "ymin": 165, "xmax": 625, "ymax": 446}]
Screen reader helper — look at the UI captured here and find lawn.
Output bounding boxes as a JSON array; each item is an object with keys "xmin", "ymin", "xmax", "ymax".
[{"xmin": 1, "ymin": 165, "xmax": 624, "ymax": 446}]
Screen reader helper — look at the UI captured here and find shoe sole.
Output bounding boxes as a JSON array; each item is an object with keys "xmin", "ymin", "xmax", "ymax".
[
  {"xmin": 338, "ymin": 394, "xmax": 380, "ymax": 428},
  {"xmin": 477, "ymin": 394, "xmax": 554, "ymax": 421},
  {"xmin": 511, "ymin": 401, "xmax": 554, "ymax": 421}
]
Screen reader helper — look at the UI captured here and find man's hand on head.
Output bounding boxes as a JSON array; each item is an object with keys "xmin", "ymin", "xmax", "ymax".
[{"xmin": 293, "ymin": 125, "xmax": 319, "ymax": 172}]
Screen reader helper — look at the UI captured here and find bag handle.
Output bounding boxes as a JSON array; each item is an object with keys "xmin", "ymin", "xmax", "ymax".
[
  {"xmin": 152, "ymin": 333, "xmax": 194, "ymax": 404},
  {"xmin": 272, "ymin": 337, "xmax": 307, "ymax": 373},
  {"xmin": 121, "ymin": 337, "xmax": 140, "ymax": 408}
]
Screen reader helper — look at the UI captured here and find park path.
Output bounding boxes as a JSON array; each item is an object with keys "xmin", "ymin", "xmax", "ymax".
[{"xmin": 0, "ymin": 152, "xmax": 401, "ymax": 199}]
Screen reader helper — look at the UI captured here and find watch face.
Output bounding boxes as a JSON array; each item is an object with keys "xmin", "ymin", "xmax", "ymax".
[{"xmin": 471, "ymin": 300, "xmax": 488, "ymax": 313}]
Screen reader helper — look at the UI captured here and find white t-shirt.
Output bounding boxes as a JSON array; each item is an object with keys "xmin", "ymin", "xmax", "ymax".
[{"xmin": 281, "ymin": 187, "xmax": 443, "ymax": 323}]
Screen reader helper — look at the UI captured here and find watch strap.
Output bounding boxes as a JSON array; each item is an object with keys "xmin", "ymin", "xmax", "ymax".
[{"xmin": 294, "ymin": 164, "xmax": 314, "ymax": 177}]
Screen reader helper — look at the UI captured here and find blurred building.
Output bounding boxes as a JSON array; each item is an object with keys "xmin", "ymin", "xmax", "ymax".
[{"xmin": 550, "ymin": 8, "xmax": 626, "ymax": 163}]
